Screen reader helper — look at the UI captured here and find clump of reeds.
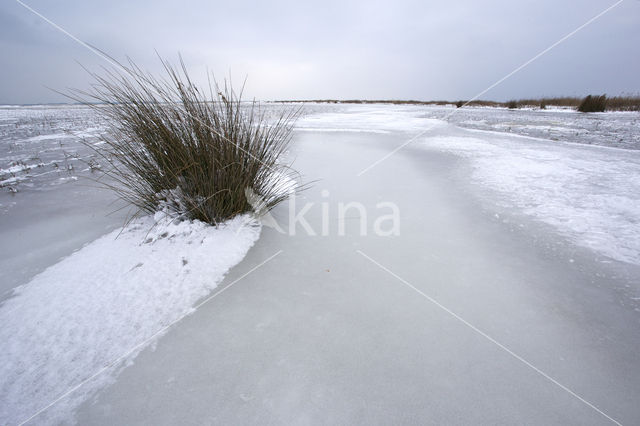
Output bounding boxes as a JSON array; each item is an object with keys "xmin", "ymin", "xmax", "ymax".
[
  {"xmin": 71, "ymin": 56, "xmax": 300, "ymax": 225},
  {"xmin": 606, "ymin": 95, "xmax": 640, "ymax": 111},
  {"xmin": 578, "ymin": 94, "xmax": 607, "ymax": 112},
  {"xmin": 274, "ymin": 96, "xmax": 640, "ymax": 111}
]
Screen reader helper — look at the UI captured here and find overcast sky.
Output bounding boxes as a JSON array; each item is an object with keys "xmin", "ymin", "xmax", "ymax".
[{"xmin": 1, "ymin": 0, "xmax": 639, "ymax": 104}]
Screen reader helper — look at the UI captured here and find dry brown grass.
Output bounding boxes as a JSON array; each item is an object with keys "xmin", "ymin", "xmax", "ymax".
[
  {"xmin": 275, "ymin": 96, "xmax": 640, "ymax": 111},
  {"xmin": 69, "ymin": 56, "xmax": 300, "ymax": 225}
]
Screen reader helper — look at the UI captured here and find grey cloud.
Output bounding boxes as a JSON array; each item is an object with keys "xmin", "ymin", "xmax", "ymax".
[{"xmin": 1, "ymin": 0, "xmax": 638, "ymax": 104}]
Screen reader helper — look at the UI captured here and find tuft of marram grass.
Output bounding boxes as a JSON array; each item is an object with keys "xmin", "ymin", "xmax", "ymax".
[{"xmin": 71, "ymin": 57, "xmax": 301, "ymax": 225}]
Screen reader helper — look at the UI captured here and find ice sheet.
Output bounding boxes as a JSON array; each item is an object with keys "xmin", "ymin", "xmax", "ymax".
[
  {"xmin": 2, "ymin": 103, "xmax": 640, "ymax": 424},
  {"xmin": 421, "ymin": 134, "xmax": 640, "ymax": 265}
]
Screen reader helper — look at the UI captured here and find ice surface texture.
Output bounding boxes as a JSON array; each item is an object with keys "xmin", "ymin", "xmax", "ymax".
[
  {"xmin": 421, "ymin": 135, "xmax": 640, "ymax": 265},
  {"xmin": 298, "ymin": 104, "xmax": 640, "ymax": 265}
]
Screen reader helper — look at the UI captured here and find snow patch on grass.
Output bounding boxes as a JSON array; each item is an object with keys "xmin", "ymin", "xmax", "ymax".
[{"xmin": 0, "ymin": 213, "xmax": 261, "ymax": 424}]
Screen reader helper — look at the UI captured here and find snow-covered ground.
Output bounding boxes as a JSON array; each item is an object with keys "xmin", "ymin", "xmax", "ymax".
[
  {"xmin": 421, "ymin": 135, "xmax": 640, "ymax": 265},
  {"xmin": 0, "ymin": 105, "xmax": 107, "ymax": 198},
  {"xmin": 296, "ymin": 106, "xmax": 444, "ymax": 134},
  {"xmin": 0, "ymin": 105, "xmax": 266, "ymax": 424},
  {"xmin": 0, "ymin": 212, "xmax": 260, "ymax": 424},
  {"xmin": 297, "ymin": 104, "xmax": 640, "ymax": 266},
  {"xmin": 1, "ymin": 103, "xmax": 640, "ymax": 424},
  {"xmin": 295, "ymin": 103, "xmax": 640, "ymax": 150},
  {"xmin": 421, "ymin": 104, "xmax": 640, "ymax": 150}
]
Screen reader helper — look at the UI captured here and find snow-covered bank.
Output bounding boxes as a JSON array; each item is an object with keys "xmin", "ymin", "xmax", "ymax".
[
  {"xmin": 420, "ymin": 105, "xmax": 640, "ymax": 150},
  {"xmin": 421, "ymin": 134, "xmax": 640, "ymax": 265},
  {"xmin": 0, "ymin": 213, "xmax": 261, "ymax": 425}
]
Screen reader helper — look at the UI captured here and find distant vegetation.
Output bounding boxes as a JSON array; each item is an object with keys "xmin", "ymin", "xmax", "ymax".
[
  {"xmin": 605, "ymin": 95, "xmax": 640, "ymax": 111},
  {"xmin": 276, "ymin": 95, "xmax": 640, "ymax": 112},
  {"xmin": 578, "ymin": 95, "xmax": 607, "ymax": 113},
  {"xmin": 70, "ymin": 57, "xmax": 299, "ymax": 225}
]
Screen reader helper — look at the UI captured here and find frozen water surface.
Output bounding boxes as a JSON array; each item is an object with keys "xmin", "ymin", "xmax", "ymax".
[
  {"xmin": 0, "ymin": 106, "xmax": 126, "ymax": 296},
  {"xmin": 422, "ymin": 104, "xmax": 640, "ymax": 150},
  {"xmin": 1, "ymin": 104, "xmax": 640, "ymax": 424}
]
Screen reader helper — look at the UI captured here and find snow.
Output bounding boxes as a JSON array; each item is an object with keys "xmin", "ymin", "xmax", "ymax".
[
  {"xmin": 0, "ymin": 105, "xmax": 105, "ymax": 193},
  {"xmin": 420, "ymin": 105, "xmax": 640, "ymax": 150},
  {"xmin": 24, "ymin": 133, "xmax": 77, "ymax": 142},
  {"xmin": 294, "ymin": 103, "xmax": 640, "ymax": 265},
  {"xmin": 2, "ymin": 103, "xmax": 640, "ymax": 424},
  {"xmin": 74, "ymin": 118, "xmax": 640, "ymax": 425},
  {"xmin": 420, "ymin": 134, "xmax": 640, "ymax": 265},
  {"xmin": 296, "ymin": 104, "xmax": 444, "ymax": 133},
  {"xmin": 0, "ymin": 212, "xmax": 261, "ymax": 425}
]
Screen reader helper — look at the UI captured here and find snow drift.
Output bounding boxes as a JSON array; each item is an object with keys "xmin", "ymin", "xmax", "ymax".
[{"xmin": 0, "ymin": 212, "xmax": 261, "ymax": 424}]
